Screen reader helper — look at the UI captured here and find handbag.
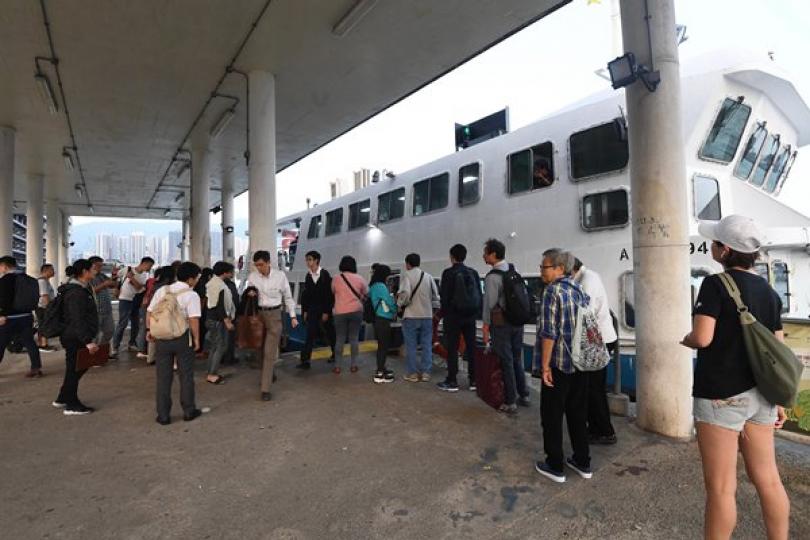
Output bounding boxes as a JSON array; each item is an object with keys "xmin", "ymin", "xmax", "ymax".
[
  {"xmin": 717, "ymin": 272, "xmax": 802, "ymax": 407},
  {"xmin": 340, "ymin": 274, "xmax": 375, "ymax": 323},
  {"xmin": 236, "ymin": 294, "xmax": 265, "ymax": 350},
  {"xmin": 76, "ymin": 343, "xmax": 110, "ymax": 371}
]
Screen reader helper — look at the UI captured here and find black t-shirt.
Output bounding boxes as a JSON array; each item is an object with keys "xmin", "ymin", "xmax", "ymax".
[{"xmin": 692, "ymin": 269, "xmax": 782, "ymax": 399}]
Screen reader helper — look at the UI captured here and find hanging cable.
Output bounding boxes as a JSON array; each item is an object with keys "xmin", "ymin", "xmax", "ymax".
[{"xmin": 146, "ymin": 0, "xmax": 273, "ymax": 210}]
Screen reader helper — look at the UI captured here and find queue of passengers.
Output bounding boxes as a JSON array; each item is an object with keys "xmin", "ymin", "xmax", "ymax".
[{"xmin": 0, "ymin": 213, "xmax": 792, "ymax": 538}]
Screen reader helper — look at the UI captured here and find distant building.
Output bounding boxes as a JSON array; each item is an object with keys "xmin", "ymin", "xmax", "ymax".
[{"xmin": 130, "ymin": 232, "xmax": 145, "ymax": 262}]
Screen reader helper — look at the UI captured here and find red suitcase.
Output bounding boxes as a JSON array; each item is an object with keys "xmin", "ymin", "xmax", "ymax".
[{"xmin": 474, "ymin": 347, "xmax": 505, "ymax": 410}]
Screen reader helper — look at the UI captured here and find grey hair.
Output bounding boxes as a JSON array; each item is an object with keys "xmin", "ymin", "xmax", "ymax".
[{"xmin": 542, "ymin": 248, "xmax": 575, "ymax": 274}]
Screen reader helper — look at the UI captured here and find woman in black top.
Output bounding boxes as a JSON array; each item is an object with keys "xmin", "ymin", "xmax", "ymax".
[{"xmin": 681, "ymin": 215, "xmax": 789, "ymax": 540}]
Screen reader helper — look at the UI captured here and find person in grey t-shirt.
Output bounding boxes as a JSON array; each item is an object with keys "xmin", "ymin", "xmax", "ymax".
[{"xmin": 89, "ymin": 256, "xmax": 118, "ymax": 348}]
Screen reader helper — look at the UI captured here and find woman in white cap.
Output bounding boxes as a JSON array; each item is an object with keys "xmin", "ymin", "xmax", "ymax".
[{"xmin": 681, "ymin": 214, "xmax": 789, "ymax": 539}]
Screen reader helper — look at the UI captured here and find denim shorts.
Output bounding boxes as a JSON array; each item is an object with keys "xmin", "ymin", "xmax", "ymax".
[{"xmin": 693, "ymin": 387, "xmax": 777, "ymax": 432}]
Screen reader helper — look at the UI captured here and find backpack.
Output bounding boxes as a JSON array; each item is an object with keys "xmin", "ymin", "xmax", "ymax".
[
  {"xmin": 341, "ymin": 274, "xmax": 376, "ymax": 323},
  {"xmin": 489, "ymin": 265, "xmax": 536, "ymax": 325},
  {"xmin": 150, "ymin": 291, "xmax": 189, "ymax": 340},
  {"xmin": 13, "ymin": 273, "xmax": 40, "ymax": 313},
  {"xmin": 718, "ymin": 273, "xmax": 803, "ymax": 407},
  {"xmin": 38, "ymin": 293, "xmax": 66, "ymax": 338},
  {"xmin": 569, "ymin": 301, "xmax": 611, "ymax": 372},
  {"xmin": 452, "ymin": 267, "xmax": 482, "ymax": 317}
]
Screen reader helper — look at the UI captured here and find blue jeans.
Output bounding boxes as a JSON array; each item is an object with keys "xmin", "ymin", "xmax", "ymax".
[
  {"xmin": 491, "ymin": 323, "xmax": 527, "ymax": 406},
  {"xmin": 112, "ymin": 299, "xmax": 134, "ymax": 350},
  {"xmin": 402, "ymin": 318, "xmax": 433, "ymax": 375}
]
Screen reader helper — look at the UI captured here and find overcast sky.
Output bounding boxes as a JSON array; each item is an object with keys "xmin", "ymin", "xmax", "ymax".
[{"xmin": 75, "ymin": 0, "xmax": 810, "ymax": 229}]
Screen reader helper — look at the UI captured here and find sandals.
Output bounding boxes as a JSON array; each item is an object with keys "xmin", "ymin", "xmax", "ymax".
[
  {"xmin": 332, "ymin": 367, "xmax": 341, "ymax": 375},
  {"xmin": 206, "ymin": 375, "xmax": 226, "ymax": 385},
  {"xmin": 350, "ymin": 365, "xmax": 359, "ymax": 373}
]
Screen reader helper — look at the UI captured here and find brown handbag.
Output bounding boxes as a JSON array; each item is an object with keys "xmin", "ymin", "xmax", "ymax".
[
  {"xmin": 236, "ymin": 294, "xmax": 265, "ymax": 350},
  {"xmin": 76, "ymin": 343, "xmax": 110, "ymax": 371}
]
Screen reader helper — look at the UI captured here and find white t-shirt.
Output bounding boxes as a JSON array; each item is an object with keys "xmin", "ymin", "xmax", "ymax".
[
  {"xmin": 119, "ymin": 270, "xmax": 149, "ymax": 301},
  {"xmin": 147, "ymin": 282, "xmax": 201, "ymax": 319},
  {"xmin": 575, "ymin": 266, "xmax": 618, "ymax": 343},
  {"xmin": 38, "ymin": 277, "xmax": 55, "ymax": 308}
]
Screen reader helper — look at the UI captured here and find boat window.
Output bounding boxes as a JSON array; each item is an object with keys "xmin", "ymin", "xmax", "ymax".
[
  {"xmin": 763, "ymin": 145, "xmax": 791, "ymax": 194},
  {"xmin": 693, "ymin": 175, "xmax": 721, "ymax": 220},
  {"xmin": 750, "ymin": 134, "xmax": 779, "ymax": 186},
  {"xmin": 775, "ymin": 151, "xmax": 798, "ymax": 195},
  {"xmin": 582, "ymin": 189, "xmax": 629, "ymax": 230},
  {"xmin": 508, "ymin": 141, "xmax": 554, "ymax": 194},
  {"xmin": 772, "ymin": 261, "xmax": 790, "ymax": 313},
  {"xmin": 458, "ymin": 162, "xmax": 481, "ymax": 207},
  {"xmin": 413, "ymin": 173, "xmax": 449, "ymax": 216},
  {"xmin": 733, "ymin": 122, "xmax": 767, "ymax": 180},
  {"xmin": 621, "ymin": 272, "xmax": 635, "ymax": 329},
  {"xmin": 377, "ymin": 187, "xmax": 405, "ymax": 224},
  {"xmin": 325, "ymin": 208, "xmax": 343, "ymax": 236},
  {"xmin": 570, "ymin": 122, "xmax": 629, "ymax": 180},
  {"xmin": 306, "ymin": 215, "xmax": 322, "ymax": 239},
  {"xmin": 754, "ymin": 262, "xmax": 769, "ymax": 282},
  {"xmin": 699, "ymin": 97, "xmax": 752, "ymax": 163},
  {"xmin": 348, "ymin": 199, "xmax": 371, "ymax": 230}
]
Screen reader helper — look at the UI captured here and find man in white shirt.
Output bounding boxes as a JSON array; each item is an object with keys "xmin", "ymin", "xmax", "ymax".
[
  {"xmin": 36, "ymin": 263, "xmax": 56, "ymax": 351},
  {"xmin": 112, "ymin": 256, "xmax": 154, "ymax": 357},
  {"xmin": 147, "ymin": 261, "xmax": 203, "ymax": 425},
  {"xmin": 572, "ymin": 258, "xmax": 618, "ymax": 445},
  {"xmin": 246, "ymin": 250, "xmax": 298, "ymax": 401}
]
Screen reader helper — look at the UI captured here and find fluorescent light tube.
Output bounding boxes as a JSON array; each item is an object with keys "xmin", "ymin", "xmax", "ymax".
[
  {"xmin": 34, "ymin": 73, "xmax": 59, "ymax": 115},
  {"xmin": 63, "ymin": 150, "xmax": 75, "ymax": 171},
  {"xmin": 210, "ymin": 108, "xmax": 235, "ymax": 139},
  {"xmin": 74, "ymin": 184, "xmax": 83, "ymax": 199},
  {"xmin": 332, "ymin": 0, "xmax": 377, "ymax": 37}
]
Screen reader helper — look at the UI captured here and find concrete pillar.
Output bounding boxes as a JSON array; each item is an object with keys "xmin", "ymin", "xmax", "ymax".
[
  {"xmin": 0, "ymin": 127, "xmax": 15, "ymax": 257},
  {"xmin": 181, "ymin": 215, "xmax": 191, "ymax": 261},
  {"xmin": 621, "ymin": 0, "xmax": 693, "ymax": 439},
  {"xmin": 45, "ymin": 199, "xmax": 60, "ymax": 283},
  {"xmin": 221, "ymin": 171, "xmax": 235, "ymax": 263},
  {"xmin": 26, "ymin": 175, "xmax": 44, "ymax": 274},
  {"xmin": 58, "ymin": 211, "xmax": 69, "ymax": 282},
  {"xmin": 190, "ymin": 128, "xmax": 211, "ymax": 266},
  {"xmin": 248, "ymin": 71, "xmax": 277, "ymax": 256}
]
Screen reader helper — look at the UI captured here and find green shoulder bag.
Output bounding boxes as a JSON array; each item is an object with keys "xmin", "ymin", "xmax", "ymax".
[{"xmin": 717, "ymin": 272, "xmax": 802, "ymax": 407}]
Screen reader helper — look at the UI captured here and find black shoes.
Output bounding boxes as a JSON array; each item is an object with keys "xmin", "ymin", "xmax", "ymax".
[
  {"xmin": 517, "ymin": 396, "xmax": 531, "ymax": 407},
  {"xmin": 156, "ymin": 416, "xmax": 171, "ymax": 426},
  {"xmin": 588, "ymin": 433, "xmax": 618, "ymax": 445},
  {"xmin": 261, "ymin": 392, "xmax": 272, "ymax": 402},
  {"xmin": 296, "ymin": 361, "xmax": 311, "ymax": 370},
  {"xmin": 183, "ymin": 409, "xmax": 202, "ymax": 422}
]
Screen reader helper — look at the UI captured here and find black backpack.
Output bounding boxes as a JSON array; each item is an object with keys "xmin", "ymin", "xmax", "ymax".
[
  {"xmin": 452, "ymin": 267, "xmax": 482, "ymax": 317},
  {"xmin": 13, "ymin": 273, "xmax": 40, "ymax": 314},
  {"xmin": 38, "ymin": 293, "xmax": 66, "ymax": 338},
  {"xmin": 489, "ymin": 264, "xmax": 536, "ymax": 325}
]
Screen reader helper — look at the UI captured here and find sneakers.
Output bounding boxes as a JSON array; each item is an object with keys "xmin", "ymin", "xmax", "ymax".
[
  {"xmin": 127, "ymin": 345, "xmax": 139, "ymax": 352},
  {"xmin": 589, "ymin": 433, "xmax": 618, "ymax": 445},
  {"xmin": 52, "ymin": 400, "xmax": 66, "ymax": 409},
  {"xmin": 419, "ymin": 373, "xmax": 431, "ymax": 382},
  {"xmin": 469, "ymin": 381, "xmax": 477, "ymax": 392},
  {"xmin": 517, "ymin": 395, "xmax": 531, "ymax": 407},
  {"xmin": 565, "ymin": 457, "xmax": 593, "ymax": 479},
  {"xmin": 64, "ymin": 404, "xmax": 95, "ymax": 416},
  {"xmin": 136, "ymin": 352, "xmax": 148, "ymax": 360},
  {"xmin": 535, "ymin": 461, "xmax": 566, "ymax": 483},
  {"xmin": 109, "ymin": 349, "xmax": 118, "ymax": 359},
  {"xmin": 497, "ymin": 403, "xmax": 518, "ymax": 416},
  {"xmin": 156, "ymin": 416, "xmax": 171, "ymax": 426},
  {"xmin": 183, "ymin": 409, "xmax": 203, "ymax": 422},
  {"xmin": 437, "ymin": 381, "xmax": 459, "ymax": 393},
  {"xmin": 373, "ymin": 370, "xmax": 395, "ymax": 384},
  {"xmin": 403, "ymin": 373, "xmax": 420, "ymax": 383},
  {"xmin": 25, "ymin": 369, "xmax": 44, "ymax": 378},
  {"xmin": 261, "ymin": 392, "xmax": 272, "ymax": 401}
]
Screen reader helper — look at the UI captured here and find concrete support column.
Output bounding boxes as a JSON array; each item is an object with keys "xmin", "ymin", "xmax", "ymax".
[
  {"xmin": 0, "ymin": 127, "xmax": 15, "ymax": 257},
  {"xmin": 181, "ymin": 214, "xmax": 191, "ymax": 261},
  {"xmin": 248, "ymin": 70, "xmax": 277, "ymax": 256},
  {"xmin": 26, "ymin": 175, "xmax": 44, "ymax": 274},
  {"xmin": 58, "ymin": 211, "xmax": 69, "ymax": 281},
  {"xmin": 621, "ymin": 0, "xmax": 693, "ymax": 438},
  {"xmin": 221, "ymin": 172, "xmax": 235, "ymax": 263},
  {"xmin": 46, "ymin": 199, "xmax": 60, "ymax": 282},
  {"xmin": 190, "ymin": 129, "xmax": 211, "ymax": 266}
]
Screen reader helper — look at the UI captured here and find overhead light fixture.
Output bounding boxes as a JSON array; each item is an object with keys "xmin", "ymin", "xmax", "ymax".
[
  {"xmin": 176, "ymin": 161, "xmax": 190, "ymax": 179},
  {"xmin": 88, "ymin": 205, "xmax": 95, "ymax": 215},
  {"xmin": 74, "ymin": 183, "xmax": 83, "ymax": 199},
  {"xmin": 462, "ymin": 176, "xmax": 477, "ymax": 184},
  {"xmin": 174, "ymin": 192, "xmax": 185, "ymax": 203},
  {"xmin": 385, "ymin": 170, "xmax": 396, "ymax": 179},
  {"xmin": 211, "ymin": 205, "xmax": 222, "ymax": 214},
  {"xmin": 34, "ymin": 73, "xmax": 59, "ymax": 115},
  {"xmin": 63, "ymin": 148, "xmax": 75, "ymax": 171},
  {"xmin": 210, "ymin": 108, "xmax": 236, "ymax": 139},
  {"xmin": 163, "ymin": 208, "xmax": 171, "ymax": 217},
  {"xmin": 607, "ymin": 52, "xmax": 660, "ymax": 92},
  {"xmin": 332, "ymin": 0, "xmax": 378, "ymax": 37},
  {"xmin": 360, "ymin": 207, "xmax": 371, "ymax": 213}
]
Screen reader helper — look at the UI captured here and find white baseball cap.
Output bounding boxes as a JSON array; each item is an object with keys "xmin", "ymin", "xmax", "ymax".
[{"xmin": 698, "ymin": 214, "xmax": 763, "ymax": 254}]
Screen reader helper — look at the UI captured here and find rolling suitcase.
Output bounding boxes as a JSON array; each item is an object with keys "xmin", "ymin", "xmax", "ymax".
[{"xmin": 474, "ymin": 347, "xmax": 504, "ymax": 410}]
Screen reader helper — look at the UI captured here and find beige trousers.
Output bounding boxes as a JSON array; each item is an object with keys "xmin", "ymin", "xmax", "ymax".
[{"xmin": 259, "ymin": 309, "xmax": 283, "ymax": 393}]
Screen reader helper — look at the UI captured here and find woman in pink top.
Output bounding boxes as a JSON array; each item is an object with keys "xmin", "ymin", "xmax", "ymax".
[{"xmin": 331, "ymin": 256, "xmax": 368, "ymax": 374}]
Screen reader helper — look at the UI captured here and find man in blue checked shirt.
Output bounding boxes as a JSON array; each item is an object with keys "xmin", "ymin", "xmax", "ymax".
[{"xmin": 534, "ymin": 248, "xmax": 593, "ymax": 484}]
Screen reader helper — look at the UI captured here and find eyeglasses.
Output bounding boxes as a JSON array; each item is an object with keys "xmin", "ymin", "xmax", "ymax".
[{"xmin": 540, "ymin": 265, "xmax": 556, "ymax": 270}]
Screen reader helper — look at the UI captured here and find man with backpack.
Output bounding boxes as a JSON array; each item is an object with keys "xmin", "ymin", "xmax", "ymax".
[
  {"xmin": 535, "ymin": 248, "xmax": 592, "ymax": 483},
  {"xmin": 147, "ymin": 261, "xmax": 204, "ymax": 425},
  {"xmin": 0, "ymin": 256, "xmax": 44, "ymax": 377},
  {"xmin": 437, "ymin": 244, "xmax": 481, "ymax": 393},
  {"xmin": 481, "ymin": 239, "xmax": 531, "ymax": 415},
  {"xmin": 397, "ymin": 253, "xmax": 440, "ymax": 382}
]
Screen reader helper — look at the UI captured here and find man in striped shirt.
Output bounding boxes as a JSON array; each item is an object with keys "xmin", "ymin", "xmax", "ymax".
[{"xmin": 535, "ymin": 248, "xmax": 592, "ymax": 484}]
